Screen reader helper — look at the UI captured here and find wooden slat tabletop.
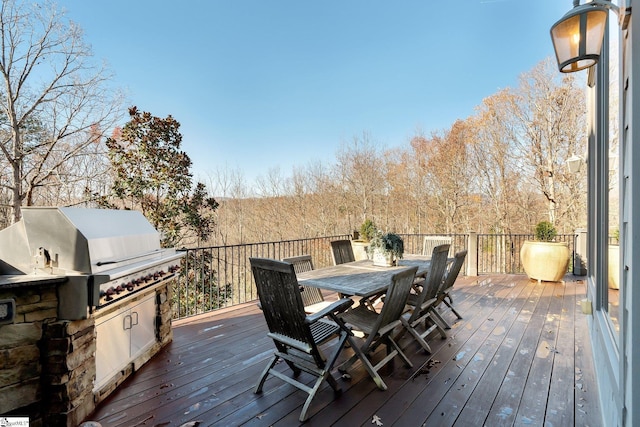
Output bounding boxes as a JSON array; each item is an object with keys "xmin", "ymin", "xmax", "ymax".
[{"xmin": 297, "ymin": 254, "xmax": 431, "ymax": 298}]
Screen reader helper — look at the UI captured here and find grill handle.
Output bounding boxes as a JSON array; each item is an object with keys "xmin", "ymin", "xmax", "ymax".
[{"xmin": 96, "ymin": 249, "xmax": 163, "ymax": 266}]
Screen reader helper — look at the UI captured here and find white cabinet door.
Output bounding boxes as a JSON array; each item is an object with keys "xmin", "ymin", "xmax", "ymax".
[
  {"xmin": 94, "ymin": 294, "xmax": 157, "ymax": 391},
  {"xmin": 130, "ymin": 295, "xmax": 156, "ymax": 357},
  {"xmin": 95, "ymin": 305, "xmax": 130, "ymax": 390}
]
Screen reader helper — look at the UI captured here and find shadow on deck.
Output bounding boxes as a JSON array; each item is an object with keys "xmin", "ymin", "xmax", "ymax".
[{"xmin": 85, "ymin": 274, "xmax": 601, "ymax": 426}]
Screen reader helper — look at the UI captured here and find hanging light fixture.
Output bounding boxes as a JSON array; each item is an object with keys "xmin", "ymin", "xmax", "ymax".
[
  {"xmin": 567, "ymin": 154, "xmax": 586, "ymax": 173},
  {"xmin": 550, "ymin": 0, "xmax": 619, "ymax": 73}
]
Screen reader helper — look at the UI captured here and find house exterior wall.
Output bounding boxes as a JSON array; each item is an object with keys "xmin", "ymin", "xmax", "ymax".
[
  {"xmin": 588, "ymin": 1, "xmax": 640, "ymax": 425},
  {"xmin": 621, "ymin": 2, "xmax": 640, "ymax": 424},
  {"xmin": 586, "ymin": 28, "xmax": 621, "ymax": 422}
]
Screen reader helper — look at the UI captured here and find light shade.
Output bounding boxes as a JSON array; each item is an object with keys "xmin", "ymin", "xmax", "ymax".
[
  {"xmin": 567, "ymin": 154, "xmax": 585, "ymax": 173},
  {"xmin": 550, "ymin": 2, "xmax": 608, "ymax": 73}
]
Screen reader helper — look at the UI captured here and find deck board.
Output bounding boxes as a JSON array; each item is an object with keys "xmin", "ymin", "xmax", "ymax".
[{"xmin": 85, "ymin": 274, "xmax": 602, "ymax": 427}]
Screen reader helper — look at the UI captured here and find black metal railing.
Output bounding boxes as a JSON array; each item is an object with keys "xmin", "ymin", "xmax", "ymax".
[
  {"xmin": 174, "ymin": 234, "xmax": 350, "ymax": 318},
  {"xmin": 173, "ymin": 232, "xmax": 577, "ymax": 320},
  {"xmin": 476, "ymin": 233, "xmax": 575, "ymax": 274}
]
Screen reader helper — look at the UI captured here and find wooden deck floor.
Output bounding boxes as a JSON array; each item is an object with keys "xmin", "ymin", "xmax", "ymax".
[{"xmin": 85, "ymin": 274, "xmax": 602, "ymax": 427}]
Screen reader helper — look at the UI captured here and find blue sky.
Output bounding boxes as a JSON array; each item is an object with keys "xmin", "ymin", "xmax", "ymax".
[{"xmin": 57, "ymin": 0, "xmax": 570, "ymax": 187}]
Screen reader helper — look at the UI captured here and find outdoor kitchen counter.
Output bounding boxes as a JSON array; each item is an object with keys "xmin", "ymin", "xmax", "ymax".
[
  {"xmin": 0, "ymin": 273, "xmax": 67, "ymax": 288},
  {"xmin": 0, "ymin": 274, "xmax": 67, "ymax": 289}
]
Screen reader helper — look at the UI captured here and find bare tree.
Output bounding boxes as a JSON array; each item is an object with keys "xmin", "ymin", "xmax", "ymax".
[
  {"xmin": 334, "ymin": 132, "xmax": 386, "ymax": 230},
  {"xmin": 466, "ymin": 89, "xmax": 526, "ymax": 234},
  {"xmin": 206, "ymin": 165, "xmax": 250, "ymax": 245},
  {"xmin": 511, "ymin": 58, "xmax": 587, "ymax": 230},
  {"xmin": 409, "ymin": 121, "xmax": 472, "ymax": 234},
  {"xmin": 0, "ymin": 0, "xmax": 122, "ymax": 223}
]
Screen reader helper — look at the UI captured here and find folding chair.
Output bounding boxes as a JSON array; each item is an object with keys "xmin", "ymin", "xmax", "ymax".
[
  {"xmin": 422, "ymin": 235, "xmax": 453, "ymax": 258},
  {"xmin": 400, "ymin": 244, "xmax": 450, "ymax": 353},
  {"xmin": 330, "ymin": 239, "xmax": 356, "ymax": 265},
  {"xmin": 337, "ymin": 266, "xmax": 419, "ymax": 390},
  {"xmin": 434, "ymin": 250, "xmax": 467, "ymax": 328},
  {"xmin": 250, "ymin": 257, "xmax": 356, "ymax": 422},
  {"xmin": 282, "ymin": 255, "xmax": 333, "ymax": 314}
]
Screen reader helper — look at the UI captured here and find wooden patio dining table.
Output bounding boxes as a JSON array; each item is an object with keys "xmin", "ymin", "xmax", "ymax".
[{"xmin": 296, "ymin": 254, "xmax": 432, "ymax": 298}]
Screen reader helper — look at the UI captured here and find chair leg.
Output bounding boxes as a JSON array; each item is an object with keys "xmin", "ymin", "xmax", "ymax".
[
  {"xmin": 431, "ymin": 307, "xmax": 452, "ymax": 329},
  {"xmin": 300, "ymin": 373, "xmax": 331, "ymax": 422},
  {"xmin": 425, "ymin": 312, "xmax": 448, "ymax": 338},
  {"xmin": 254, "ymin": 355, "xmax": 279, "ymax": 393},
  {"xmin": 340, "ymin": 335, "xmax": 388, "ymax": 390},
  {"xmin": 401, "ymin": 317, "xmax": 432, "ymax": 353},
  {"xmin": 444, "ymin": 299, "xmax": 463, "ymax": 319},
  {"xmin": 387, "ymin": 336, "xmax": 413, "ymax": 368},
  {"xmin": 323, "ymin": 331, "xmax": 349, "ymax": 392}
]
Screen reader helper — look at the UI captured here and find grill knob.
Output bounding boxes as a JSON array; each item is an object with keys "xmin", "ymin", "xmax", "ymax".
[
  {"xmin": 125, "ymin": 282, "xmax": 135, "ymax": 291},
  {"xmin": 114, "ymin": 285, "xmax": 124, "ymax": 294},
  {"xmin": 153, "ymin": 273, "xmax": 160, "ymax": 280}
]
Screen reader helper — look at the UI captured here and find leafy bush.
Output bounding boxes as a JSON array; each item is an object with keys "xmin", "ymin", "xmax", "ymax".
[
  {"xmin": 173, "ymin": 251, "xmax": 233, "ymax": 318},
  {"xmin": 359, "ymin": 219, "xmax": 378, "ymax": 242},
  {"xmin": 535, "ymin": 221, "xmax": 557, "ymax": 242}
]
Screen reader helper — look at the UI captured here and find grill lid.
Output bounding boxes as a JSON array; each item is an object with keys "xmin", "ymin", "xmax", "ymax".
[{"xmin": 0, "ymin": 207, "xmax": 171, "ymax": 275}]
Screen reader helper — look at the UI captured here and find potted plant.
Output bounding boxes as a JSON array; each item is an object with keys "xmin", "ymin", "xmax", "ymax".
[
  {"xmin": 359, "ymin": 219, "xmax": 378, "ymax": 242},
  {"xmin": 352, "ymin": 219, "xmax": 378, "ymax": 261},
  {"xmin": 520, "ymin": 221, "xmax": 570, "ymax": 282},
  {"xmin": 367, "ymin": 231, "xmax": 404, "ymax": 266}
]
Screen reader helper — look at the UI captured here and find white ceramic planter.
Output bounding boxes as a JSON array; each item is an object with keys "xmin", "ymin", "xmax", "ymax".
[
  {"xmin": 372, "ymin": 249, "xmax": 394, "ymax": 267},
  {"xmin": 520, "ymin": 240, "xmax": 570, "ymax": 282},
  {"xmin": 608, "ymin": 244, "xmax": 620, "ymax": 290},
  {"xmin": 351, "ymin": 240, "xmax": 370, "ymax": 261}
]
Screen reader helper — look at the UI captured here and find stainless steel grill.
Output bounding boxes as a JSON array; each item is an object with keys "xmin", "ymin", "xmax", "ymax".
[{"xmin": 0, "ymin": 207, "xmax": 184, "ymax": 319}]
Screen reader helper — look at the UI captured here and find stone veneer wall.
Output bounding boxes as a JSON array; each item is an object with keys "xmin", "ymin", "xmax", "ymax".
[
  {"xmin": 0, "ymin": 280, "xmax": 61, "ymax": 426},
  {"xmin": 42, "ymin": 317, "xmax": 96, "ymax": 427},
  {"xmin": 0, "ymin": 277, "xmax": 175, "ymax": 427}
]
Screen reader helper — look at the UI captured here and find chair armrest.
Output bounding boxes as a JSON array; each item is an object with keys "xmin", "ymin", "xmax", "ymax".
[{"xmin": 305, "ymin": 298, "xmax": 354, "ymax": 324}]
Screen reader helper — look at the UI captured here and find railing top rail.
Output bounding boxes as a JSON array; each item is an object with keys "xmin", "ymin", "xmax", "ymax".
[{"xmin": 181, "ymin": 234, "xmax": 351, "ymax": 251}]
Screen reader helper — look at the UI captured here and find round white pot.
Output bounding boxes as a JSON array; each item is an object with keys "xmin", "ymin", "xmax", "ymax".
[
  {"xmin": 608, "ymin": 244, "xmax": 620, "ymax": 290},
  {"xmin": 520, "ymin": 241, "xmax": 570, "ymax": 282}
]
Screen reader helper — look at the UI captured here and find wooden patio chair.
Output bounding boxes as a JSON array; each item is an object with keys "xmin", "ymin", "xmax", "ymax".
[
  {"xmin": 400, "ymin": 243, "xmax": 450, "ymax": 353},
  {"xmin": 330, "ymin": 239, "xmax": 356, "ymax": 265},
  {"xmin": 337, "ymin": 266, "xmax": 419, "ymax": 391},
  {"xmin": 249, "ymin": 257, "xmax": 357, "ymax": 422},
  {"xmin": 422, "ymin": 235, "xmax": 452, "ymax": 258},
  {"xmin": 434, "ymin": 249, "xmax": 467, "ymax": 328},
  {"xmin": 282, "ymin": 255, "xmax": 333, "ymax": 314}
]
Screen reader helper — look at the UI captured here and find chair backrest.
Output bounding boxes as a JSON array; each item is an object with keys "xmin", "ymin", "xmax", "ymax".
[
  {"xmin": 282, "ymin": 254, "xmax": 314, "ymax": 274},
  {"xmin": 422, "ymin": 236, "xmax": 453, "ymax": 257},
  {"xmin": 331, "ymin": 240, "xmax": 356, "ymax": 265},
  {"xmin": 371, "ymin": 266, "xmax": 418, "ymax": 337},
  {"xmin": 439, "ymin": 250, "xmax": 467, "ymax": 294},
  {"xmin": 409, "ymin": 244, "xmax": 450, "ymax": 322},
  {"xmin": 282, "ymin": 255, "xmax": 324, "ymax": 306},
  {"xmin": 249, "ymin": 257, "xmax": 312, "ymax": 344}
]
